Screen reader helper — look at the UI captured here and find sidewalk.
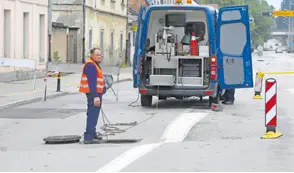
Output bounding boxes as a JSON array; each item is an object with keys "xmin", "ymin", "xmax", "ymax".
[{"xmin": 0, "ymin": 67, "xmax": 133, "ymax": 109}]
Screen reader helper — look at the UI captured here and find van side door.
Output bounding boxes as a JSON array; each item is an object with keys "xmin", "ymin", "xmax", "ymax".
[
  {"xmin": 216, "ymin": 5, "xmax": 253, "ymax": 89},
  {"xmin": 133, "ymin": 6, "xmax": 146, "ymax": 88}
]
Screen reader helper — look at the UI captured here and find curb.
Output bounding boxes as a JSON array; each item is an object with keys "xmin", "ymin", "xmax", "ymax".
[
  {"xmin": 0, "ymin": 92, "xmax": 68, "ymax": 110},
  {"xmin": 0, "ymin": 77, "xmax": 133, "ymax": 110}
]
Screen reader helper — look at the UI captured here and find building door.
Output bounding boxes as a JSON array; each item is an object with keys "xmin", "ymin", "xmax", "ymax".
[{"xmin": 67, "ymin": 29, "xmax": 78, "ymax": 63}]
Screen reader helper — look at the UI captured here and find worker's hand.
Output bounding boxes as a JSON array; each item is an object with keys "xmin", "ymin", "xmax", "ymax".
[{"xmin": 94, "ymin": 97, "xmax": 101, "ymax": 107}]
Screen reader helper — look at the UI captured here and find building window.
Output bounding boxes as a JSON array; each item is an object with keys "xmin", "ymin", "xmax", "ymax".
[
  {"xmin": 110, "ymin": 32, "xmax": 114, "ymax": 55},
  {"xmin": 4, "ymin": 9, "xmax": 11, "ymax": 58},
  {"xmin": 119, "ymin": 33, "xmax": 123, "ymax": 56},
  {"xmin": 23, "ymin": 12, "xmax": 29, "ymax": 59},
  {"xmin": 111, "ymin": 0, "xmax": 115, "ymax": 9},
  {"xmin": 100, "ymin": 30, "xmax": 104, "ymax": 51},
  {"xmin": 89, "ymin": 29, "xmax": 92, "ymax": 51},
  {"xmin": 39, "ymin": 14, "xmax": 45, "ymax": 63}
]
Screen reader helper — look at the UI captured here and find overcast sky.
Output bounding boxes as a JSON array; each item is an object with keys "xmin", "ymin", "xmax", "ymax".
[{"xmin": 266, "ymin": 0, "xmax": 281, "ymax": 9}]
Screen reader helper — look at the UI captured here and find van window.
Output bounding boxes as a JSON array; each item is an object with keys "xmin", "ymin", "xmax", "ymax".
[
  {"xmin": 185, "ymin": 22, "xmax": 206, "ymax": 37},
  {"xmin": 165, "ymin": 13, "xmax": 186, "ymax": 27}
]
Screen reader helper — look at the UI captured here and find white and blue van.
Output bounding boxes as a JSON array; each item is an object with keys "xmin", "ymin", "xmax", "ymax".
[{"xmin": 132, "ymin": 2, "xmax": 254, "ymax": 107}]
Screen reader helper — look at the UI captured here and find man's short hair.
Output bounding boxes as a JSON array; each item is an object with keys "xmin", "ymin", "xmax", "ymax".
[{"xmin": 90, "ymin": 47, "xmax": 101, "ymax": 54}]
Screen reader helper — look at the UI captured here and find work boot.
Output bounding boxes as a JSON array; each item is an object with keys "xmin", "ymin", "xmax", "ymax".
[
  {"xmin": 220, "ymin": 95, "xmax": 227, "ymax": 101},
  {"xmin": 222, "ymin": 100, "xmax": 234, "ymax": 105},
  {"xmin": 83, "ymin": 139, "xmax": 102, "ymax": 144},
  {"xmin": 94, "ymin": 132, "xmax": 103, "ymax": 140}
]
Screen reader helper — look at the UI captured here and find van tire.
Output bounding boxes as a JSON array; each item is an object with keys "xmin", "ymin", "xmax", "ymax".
[
  {"xmin": 209, "ymin": 87, "xmax": 220, "ymax": 107},
  {"xmin": 209, "ymin": 94, "xmax": 220, "ymax": 107},
  {"xmin": 141, "ymin": 95, "xmax": 152, "ymax": 107}
]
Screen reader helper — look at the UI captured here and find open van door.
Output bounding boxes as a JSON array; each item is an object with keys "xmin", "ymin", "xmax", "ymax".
[
  {"xmin": 133, "ymin": 6, "xmax": 146, "ymax": 88},
  {"xmin": 216, "ymin": 5, "xmax": 253, "ymax": 89}
]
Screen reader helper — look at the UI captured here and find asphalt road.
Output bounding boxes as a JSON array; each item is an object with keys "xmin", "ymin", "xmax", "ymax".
[{"xmin": 1, "ymin": 51, "xmax": 294, "ymax": 171}]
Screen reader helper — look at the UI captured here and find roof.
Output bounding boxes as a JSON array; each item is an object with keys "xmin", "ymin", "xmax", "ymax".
[
  {"xmin": 129, "ymin": 7, "xmax": 138, "ymax": 16},
  {"xmin": 149, "ymin": 3, "xmax": 218, "ymax": 11}
]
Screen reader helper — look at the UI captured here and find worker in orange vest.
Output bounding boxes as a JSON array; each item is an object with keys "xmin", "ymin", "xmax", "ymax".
[{"xmin": 79, "ymin": 47, "xmax": 106, "ymax": 144}]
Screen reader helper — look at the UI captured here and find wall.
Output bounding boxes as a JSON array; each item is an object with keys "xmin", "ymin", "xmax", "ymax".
[
  {"xmin": 130, "ymin": 0, "xmax": 148, "ymax": 13},
  {"xmin": 0, "ymin": 0, "xmax": 48, "ymax": 65},
  {"xmin": 52, "ymin": 0, "xmax": 128, "ymax": 66},
  {"xmin": 87, "ymin": 0, "xmax": 127, "ymax": 17},
  {"xmin": 52, "ymin": 3, "xmax": 83, "ymax": 63},
  {"xmin": 85, "ymin": 8, "xmax": 127, "ymax": 66}
]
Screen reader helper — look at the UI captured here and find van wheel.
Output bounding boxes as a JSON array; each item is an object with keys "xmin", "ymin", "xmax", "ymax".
[
  {"xmin": 209, "ymin": 95, "xmax": 220, "ymax": 107},
  {"xmin": 141, "ymin": 95, "xmax": 152, "ymax": 107},
  {"xmin": 209, "ymin": 90, "xmax": 220, "ymax": 107}
]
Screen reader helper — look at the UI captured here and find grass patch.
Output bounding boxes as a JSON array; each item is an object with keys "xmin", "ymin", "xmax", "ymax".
[{"xmin": 120, "ymin": 63, "xmax": 128, "ymax": 68}]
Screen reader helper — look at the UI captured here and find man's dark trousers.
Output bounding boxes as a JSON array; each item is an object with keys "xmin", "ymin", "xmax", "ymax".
[
  {"xmin": 225, "ymin": 89, "xmax": 235, "ymax": 101},
  {"xmin": 84, "ymin": 93, "xmax": 101, "ymax": 141}
]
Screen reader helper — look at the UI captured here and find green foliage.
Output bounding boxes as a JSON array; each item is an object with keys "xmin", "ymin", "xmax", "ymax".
[
  {"xmin": 53, "ymin": 51, "xmax": 62, "ymax": 63},
  {"xmin": 200, "ymin": 0, "xmax": 275, "ymax": 48},
  {"xmin": 120, "ymin": 63, "xmax": 128, "ymax": 68}
]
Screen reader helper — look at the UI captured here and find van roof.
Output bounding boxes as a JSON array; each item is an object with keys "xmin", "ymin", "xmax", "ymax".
[{"xmin": 148, "ymin": 4, "xmax": 219, "ymax": 14}]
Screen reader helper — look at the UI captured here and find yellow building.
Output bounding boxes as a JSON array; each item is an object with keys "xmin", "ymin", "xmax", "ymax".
[{"xmin": 52, "ymin": 0, "xmax": 127, "ymax": 66}]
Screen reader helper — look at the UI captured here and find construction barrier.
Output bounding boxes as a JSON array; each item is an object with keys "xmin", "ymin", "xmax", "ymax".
[
  {"xmin": 263, "ymin": 71, "xmax": 294, "ymax": 75},
  {"xmin": 261, "ymin": 78, "xmax": 283, "ymax": 139},
  {"xmin": 253, "ymin": 71, "xmax": 294, "ymax": 100},
  {"xmin": 253, "ymin": 72, "xmax": 264, "ymax": 99}
]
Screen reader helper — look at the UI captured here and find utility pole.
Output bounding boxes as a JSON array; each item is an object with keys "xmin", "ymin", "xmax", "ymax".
[
  {"xmin": 45, "ymin": 0, "xmax": 53, "ymax": 102},
  {"xmin": 288, "ymin": 0, "xmax": 294, "ymax": 50},
  {"xmin": 82, "ymin": 0, "xmax": 86, "ymax": 64},
  {"xmin": 48, "ymin": 0, "xmax": 52, "ymax": 62},
  {"xmin": 125, "ymin": 0, "xmax": 129, "ymax": 66}
]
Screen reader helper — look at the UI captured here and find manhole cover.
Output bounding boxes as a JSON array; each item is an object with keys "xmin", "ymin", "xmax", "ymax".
[{"xmin": 44, "ymin": 135, "xmax": 81, "ymax": 144}]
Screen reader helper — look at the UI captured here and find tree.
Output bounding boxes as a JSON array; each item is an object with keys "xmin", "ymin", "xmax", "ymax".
[{"xmin": 200, "ymin": 0, "xmax": 275, "ymax": 48}]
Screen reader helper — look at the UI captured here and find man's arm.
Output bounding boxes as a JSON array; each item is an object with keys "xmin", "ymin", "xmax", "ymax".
[{"xmin": 84, "ymin": 63, "xmax": 101, "ymax": 98}]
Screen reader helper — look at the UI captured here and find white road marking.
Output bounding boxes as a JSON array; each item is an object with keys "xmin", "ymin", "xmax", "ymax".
[
  {"xmin": 96, "ymin": 111, "xmax": 208, "ymax": 172},
  {"xmin": 160, "ymin": 112, "xmax": 207, "ymax": 143},
  {"xmin": 285, "ymin": 88, "xmax": 294, "ymax": 94},
  {"xmin": 96, "ymin": 143, "xmax": 162, "ymax": 172}
]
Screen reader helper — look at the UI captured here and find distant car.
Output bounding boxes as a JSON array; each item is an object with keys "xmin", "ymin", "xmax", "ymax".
[{"xmin": 275, "ymin": 47, "xmax": 283, "ymax": 53}]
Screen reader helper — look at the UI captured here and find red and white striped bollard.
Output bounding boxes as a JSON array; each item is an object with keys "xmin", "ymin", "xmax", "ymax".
[{"xmin": 262, "ymin": 78, "xmax": 283, "ymax": 139}]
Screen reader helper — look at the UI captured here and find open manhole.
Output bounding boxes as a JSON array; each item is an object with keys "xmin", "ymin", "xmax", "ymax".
[
  {"xmin": 44, "ymin": 135, "xmax": 141, "ymax": 144},
  {"xmin": 104, "ymin": 139, "xmax": 142, "ymax": 144},
  {"xmin": 43, "ymin": 135, "xmax": 81, "ymax": 144}
]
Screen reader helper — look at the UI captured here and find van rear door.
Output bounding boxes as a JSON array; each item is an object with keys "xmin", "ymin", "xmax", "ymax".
[
  {"xmin": 133, "ymin": 6, "xmax": 146, "ymax": 88},
  {"xmin": 216, "ymin": 5, "xmax": 253, "ymax": 89}
]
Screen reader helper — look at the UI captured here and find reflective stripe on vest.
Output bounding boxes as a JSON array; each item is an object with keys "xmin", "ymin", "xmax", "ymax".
[{"xmin": 79, "ymin": 59, "xmax": 104, "ymax": 93}]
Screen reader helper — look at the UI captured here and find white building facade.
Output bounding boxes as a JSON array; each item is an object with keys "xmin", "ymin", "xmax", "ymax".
[
  {"xmin": 0, "ymin": 0, "xmax": 48, "ymax": 64},
  {"xmin": 52, "ymin": 0, "xmax": 127, "ymax": 66}
]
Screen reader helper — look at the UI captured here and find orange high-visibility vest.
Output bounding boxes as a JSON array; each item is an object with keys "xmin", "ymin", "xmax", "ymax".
[{"xmin": 79, "ymin": 58, "xmax": 104, "ymax": 93}]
